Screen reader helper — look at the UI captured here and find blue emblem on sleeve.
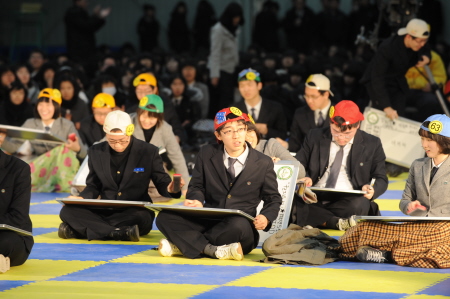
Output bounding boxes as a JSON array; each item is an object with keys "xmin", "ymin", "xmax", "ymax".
[{"xmin": 134, "ymin": 168, "xmax": 144, "ymax": 173}]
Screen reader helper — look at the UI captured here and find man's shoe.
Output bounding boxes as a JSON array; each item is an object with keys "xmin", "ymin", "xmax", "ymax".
[
  {"xmin": 158, "ymin": 239, "xmax": 182, "ymax": 257},
  {"xmin": 337, "ymin": 215, "xmax": 357, "ymax": 231},
  {"xmin": 58, "ymin": 222, "xmax": 77, "ymax": 239},
  {"xmin": 109, "ymin": 225, "xmax": 140, "ymax": 242},
  {"xmin": 215, "ymin": 243, "xmax": 244, "ymax": 261},
  {"xmin": 356, "ymin": 246, "xmax": 390, "ymax": 263},
  {"xmin": 0, "ymin": 255, "xmax": 10, "ymax": 274}
]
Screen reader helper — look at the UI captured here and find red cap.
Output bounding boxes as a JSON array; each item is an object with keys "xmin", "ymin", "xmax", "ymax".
[
  {"xmin": 444, "ymin": 80, "xmax": 450, "ymax": 97},
  {"xmin": 329, "ymin": 100, "xmax": 364, "ymax": 125},
  {"xmin": 241, "ymin": 112, "xmax": 255, "ymax": 124},
  {"xmin": 214, "ymin": 107, "xmax": 247, "ymax": 130}
]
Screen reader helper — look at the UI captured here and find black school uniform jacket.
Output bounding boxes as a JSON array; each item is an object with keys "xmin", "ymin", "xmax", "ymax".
[
  {"xmin": 296, "ymin": 127, "xmax": 388, "ymax": 200},
  {"xmin": 288, "ymin": 105, "xmax": 333, "ymax": 152},
  {"xmin": 187, "ymin": 143, "xmax": 282, "ymax": 229},
  {"xmin": 80, "ymin": 137, "xmax": 178, "ymax": 202},
  {"xmin": 234, "ymin": 98, "xmax": 287, "ymax": 139},
  {"xmin": 0, "ymin": 150, "xmax": 33, "ymax": 252}
]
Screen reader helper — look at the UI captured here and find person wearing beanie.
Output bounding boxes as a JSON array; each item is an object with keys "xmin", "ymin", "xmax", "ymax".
[
  {"xmin": 79, "ymin": 92, "xmax": 116, "ymax": 147},
  {"xmin": 295, "ymin": 100, "xmax": 388, "ymax": 231},
  {"xmin": 234, "ymin": 68, "xmax": 287, "ymax": 139},
  {"xmin": 156, "ymin": 107, "xmax": 281, "ymax": 261},
  {"xmin": 59, "ymin": 110, "xmax": 183, "ymax": 242},
  {"xmin": 361, "ymin": 18, "xmax": 431, "ymax": 120},
  {"xmin": 277, "ymin": 73, "xmax": 335, "ymax": 152}
]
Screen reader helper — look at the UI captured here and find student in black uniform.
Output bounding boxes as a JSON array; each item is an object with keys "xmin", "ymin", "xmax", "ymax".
[
  {"xmin": 296, "ymin": 100, "xmax": 388, "ymax": 231},
  {"xmin": 78, "ymin": 92, "xmax": 116, "ymax": 147},
  {"xmin": 0, "ymin": 133, "xmax": 33, "ymax": 273},
  {"xmin": 59, "ymin": 110, "xmax": 183, "ymax": 242},
  {"xmin": 277, "ymin": 74, "xmax": 334, "ymax": 152},
  {"xmin": 156, "ymin": 107, "xmax": 281, "ymax": 260}
]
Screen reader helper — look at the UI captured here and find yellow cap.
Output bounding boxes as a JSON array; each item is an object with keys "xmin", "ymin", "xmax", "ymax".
[
  {"xmin": 133, "ymin": 73, "xmax": 157, "ymax": 87},
  {"xmin": 92, "ymin": 93, "xmax": 116, "ymax": 108},
  {"xmin": 38, "ymin": 88, "xmax": 62, "ymax": 105}
]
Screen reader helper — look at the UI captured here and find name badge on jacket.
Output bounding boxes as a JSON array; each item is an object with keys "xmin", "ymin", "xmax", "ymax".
[{"xmin": 134, "ymin": 168, "xmax": 144, "ymax": 173}]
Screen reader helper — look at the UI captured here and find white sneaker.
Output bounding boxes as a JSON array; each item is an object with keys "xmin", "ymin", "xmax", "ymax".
[
  {"xmin": 0, "ymin": 255, "xmax": 10, "ymax": 274},
  {"xmin": 215, "ymin": 242, "xmax": 244, "ymax": 261},
  {"xmin": 158, "ymin": 239, "xmax": 182, "ymax": 257},
  {"xmin": 337, "ymin": 215, "xmax": 357, "ymax": 231}
]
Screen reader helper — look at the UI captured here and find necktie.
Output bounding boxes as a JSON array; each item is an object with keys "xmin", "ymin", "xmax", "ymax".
[
  {"xmin": 251, "ymin": 108, "xmax": 256, "ymax": 121},
  {"xmin": 44, "ymin": 126, "xmax": 50, "ymax": 132},
  {"xmin": 325, "ymin": 145, "xmax": 344, "ymax": 188},
  {"xmin": 227, "ymin": 157, "xmax": 237, "ymax": 179},
  {"xmin": 430, "ymin": 166, "xmax": 439, "ymax": 184},
  {"xmin": 317, "ymin": 111, "xmax": 324, "ymax": 127}
]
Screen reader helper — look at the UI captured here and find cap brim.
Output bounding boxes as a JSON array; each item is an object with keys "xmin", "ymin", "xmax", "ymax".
[{"xmin": 397, "ymin": 28, "xmax": 407, "ymax": 35}]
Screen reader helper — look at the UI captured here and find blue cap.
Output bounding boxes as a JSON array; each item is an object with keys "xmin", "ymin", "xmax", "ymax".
[{"xmin": 420, "ymin": 114, "xmax": 450, "ymax": 137}]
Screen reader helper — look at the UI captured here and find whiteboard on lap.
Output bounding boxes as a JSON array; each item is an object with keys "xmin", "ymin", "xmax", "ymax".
[{"xmin": 257, "ymin": 160, "xmax": 300, "ymax": 246}]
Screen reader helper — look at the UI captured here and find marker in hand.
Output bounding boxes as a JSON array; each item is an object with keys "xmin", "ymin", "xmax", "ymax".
[
  {"xmin": 172, "ymin": 174, "xmax": 181, "ymax": 193},
  {"xmin": 369, "ymin": 178, "xmax": 376, "ymax": 190},
  {"xmin": 68, "ymin": 133, "xmax": 77, "ymax": 142}
]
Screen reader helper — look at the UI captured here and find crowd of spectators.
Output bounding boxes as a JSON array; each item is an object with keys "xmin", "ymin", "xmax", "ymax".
[{"xmin": 0, "ymin": 0, "xmax": 448, "ymax": 163}]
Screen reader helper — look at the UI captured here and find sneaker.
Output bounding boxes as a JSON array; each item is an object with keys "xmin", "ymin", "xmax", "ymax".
[
  {"xmin": 337, "ymin": 215, "xmax": 357, "ymax": 231},
  {"xmin": 0, "ymin": 255, "xmax": 9, "ymax": 274},
  {"xmin": 58, "ymin": 222, "xmax": 77, "ymax": 239},
  {"xmin": 356, "ymin": 246, "xmax": 389, "ymax": 263},
  {"xmin": 215, "ymin": 242, "xmax": 244, "ymax": 261},
  {"xmin": 158, "ymin": 239, "xmax": 182, "ymax": 257}
]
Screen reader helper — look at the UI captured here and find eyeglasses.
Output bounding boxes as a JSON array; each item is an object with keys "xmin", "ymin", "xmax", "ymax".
[
  {"xmin": 303, "ymin": 94, "xmax": 323, "ymax": 101},
  {"xmin": 221, "ymin": 127, "xmax": 247, "ymax": 136},
  {"xmin": 331, "ymin": 129, "xmax": 355, "ymax": 139},
  {"xmin": 107, "ymin": 138, "xmax": 130, "ymax": 146}
]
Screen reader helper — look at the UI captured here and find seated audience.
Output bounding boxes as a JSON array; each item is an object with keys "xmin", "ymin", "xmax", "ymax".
[
  {"xmin": 234, "ymin": 68, "xmax": 287, "ymax": 139},
  {"xmin": 131, "ymin": 94, "xmax": 190, "ymax": 195},
  {"xmin": 0, "ymin": 134, "xmax": 33, "ymax": 273},
  {"xmin": 277, "ymin": 74, "xmax": 334, "ymax": 152},
  {"xmin": 1, "ymin": 88, "xmax": 87, "ymax": 192},
  {"xmin": 295, "ymin": 100, "xmax": 388, "ymax": 230},
  {"xmin": 156, "ymin": 107, "xmax": 281, "ymax": 260},
  {"xmin": 79, "ymin": 93, "xmax": 116, "ymax": 147},
  {"xmin": 59, "ymin": 110, "xmax": 182, "ymax": 241},
  {"xmin": 0, "ymin": 81, "xmax": 33, "ymax": 127}
]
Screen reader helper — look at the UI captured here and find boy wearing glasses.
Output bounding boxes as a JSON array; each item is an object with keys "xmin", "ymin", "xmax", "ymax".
[
  {"xmin": 59, "ymin": 110, "xmax": 182, "ymax": 241},
  {"xmin": 156, "ymin": 107, "xmax": 281, "ymax": 260},
  {"xmin": 295, "ymin": 101, "xmax": 388, "ymax": 230},
  {"xmin": 277, "ymin": 74, "xmax": 334, "ymax": 152},
  {"xmin": 234, "ymin": 68, "xmax": 287, "ymax": 139}
]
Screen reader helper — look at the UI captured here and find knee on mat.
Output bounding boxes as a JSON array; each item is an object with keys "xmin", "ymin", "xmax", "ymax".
[{"xmin": 349, "ymin": 197, "xmax": 371, "ymax": 214}]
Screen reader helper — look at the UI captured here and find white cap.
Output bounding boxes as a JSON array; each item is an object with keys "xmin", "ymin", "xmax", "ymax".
[
  {"xmin": 305, "ymin": 74, "xmax": 334, "ymax": 97},
  {"xmin": 397, "ymin": 18, "xmax": 430, "ymax": 39},
  {"xmin": 103, "ymin": 110, "xmax": 134, "ymax": 136}
]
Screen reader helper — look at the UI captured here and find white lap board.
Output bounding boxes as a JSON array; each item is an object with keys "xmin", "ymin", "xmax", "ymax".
[
  {"xmin": 257, "ymin": 160, "xmax": 300, "ymax": 246},
  {"xmin": 0, "ymin": 124, "xmax": 64, "ymax": 144},
  {"xmin": 360, "ymin": 107, "xmax": 424, "ymax": 168}
]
